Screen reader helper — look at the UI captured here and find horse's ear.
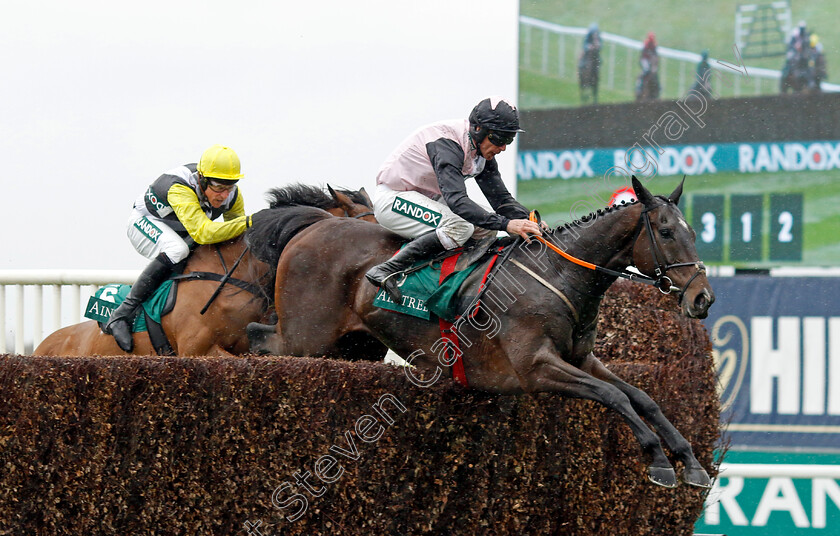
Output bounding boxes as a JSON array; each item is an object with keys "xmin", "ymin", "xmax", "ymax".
[
  {"xmin": 358, "ymin": 187, "xmax": 373, "ymax": 207},
  {"xmin": 631, "ymin": 176, "xmax": 656, "ymax": 208},
  {"xmin": 328, "ymin": 185, "xmax": 353, "ymax": 208},
  {"xmin": 668, "ymin": 176, "xmax": 685, "ymax": 206}
]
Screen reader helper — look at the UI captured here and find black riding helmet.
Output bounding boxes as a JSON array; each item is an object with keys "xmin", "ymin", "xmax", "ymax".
[{"xmin": 469, "ymin": 96, "xmax": 525, "ymax": 146}]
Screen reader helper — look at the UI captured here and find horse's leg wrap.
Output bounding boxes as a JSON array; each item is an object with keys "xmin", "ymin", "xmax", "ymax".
[
  {"xmin": 365, "ymin": 232, "xmax": 444, "ymax": 303},
  {"xmin": 103, "ymin": 254, "xmax": 173, "ymax": 352}
]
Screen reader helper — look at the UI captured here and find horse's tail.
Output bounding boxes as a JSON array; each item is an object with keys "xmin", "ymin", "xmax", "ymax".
[{"xmin": 246, "ymin": 206, "xmax": 333, "ymax": 269}]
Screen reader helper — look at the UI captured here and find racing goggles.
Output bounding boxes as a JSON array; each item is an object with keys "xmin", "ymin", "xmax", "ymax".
[
  {"xmin": 207, "ymin": 179, "xmax": 237, "ymax": 193},
  {"xmin": 487, "ymin": 130, "xmax": 516, "ymax": 147}
]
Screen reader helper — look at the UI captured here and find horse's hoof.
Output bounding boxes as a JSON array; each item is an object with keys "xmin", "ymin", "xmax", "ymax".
[
  {"xmin": 247, "ymin": 322, "xmax": 279, "ymax": 355},
  {"xmin": 682, "ymin": 465, "xmax": 712, "ymax": 488},
  {"xmin": 648, "ymin": 466, "xmax": 678, "ymax": 488}
]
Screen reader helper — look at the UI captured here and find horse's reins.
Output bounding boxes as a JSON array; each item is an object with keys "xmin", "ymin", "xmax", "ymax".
[
  {"xmin": 525, "ymin": 204, "xmax": 705, "ymax": 304},
  {"xmin": 198, "ymin": 246, "xmax": 250, "ymax": 315},
  {"xmin": 167, "ymin": 244, "xmax": 259, "ymax": 315}
]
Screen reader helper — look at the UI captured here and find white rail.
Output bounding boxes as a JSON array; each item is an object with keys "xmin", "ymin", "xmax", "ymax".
[
  {"xmin": 519, "ymin": 16, "xmax": 840, "ymax": 97},
  {"xmin": 0, "ymin": 270, "xmax": 139, "ymax": 355},
  {"xmin": 3, "ymin": 267, "xmax": 838, "ymax": 356},
  {"xmin": 719, "ymin": 463, "xmax": 840, "ymax": 479},
  {"xmin": 707, "ymin": 266, "xmax": 840, "ymax": 277}
]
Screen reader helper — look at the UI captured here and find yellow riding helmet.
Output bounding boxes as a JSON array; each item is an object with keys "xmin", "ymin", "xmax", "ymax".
[
  {"xmin": 811, "ymin": 34, "xmax": 819, "ymax": 48},
  {"xmin": 198, "ymin": 144, "xmax": 244, "ymax": 181}
]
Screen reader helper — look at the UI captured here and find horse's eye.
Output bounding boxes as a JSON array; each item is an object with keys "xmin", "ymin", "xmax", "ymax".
[{"xmin": 659, "ymin": 228, "xmax": 673, "ymax": 239}]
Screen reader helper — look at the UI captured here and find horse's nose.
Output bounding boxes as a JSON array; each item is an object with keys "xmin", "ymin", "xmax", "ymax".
[{"xmin": 693, "ymin": 289, "xmax": 713, "ymax": 315}]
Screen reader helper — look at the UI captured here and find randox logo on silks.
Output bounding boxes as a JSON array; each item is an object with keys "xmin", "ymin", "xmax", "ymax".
[
  {"xmin": 134, "ymin": 216, "xmax": 163, "ymax": 243},
  {"xmin": 145, "ymin": 186, "xmax": 174, "ymax": 217},
  {"xmin": 392, "ymin": 197, "xmax": 442, "ymax": 227}
]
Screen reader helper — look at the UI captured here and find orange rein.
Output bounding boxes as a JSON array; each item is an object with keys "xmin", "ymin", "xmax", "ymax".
[
  {"xmin": 525, "ymin": 210, "xmax": 686, "ymax": 297},
  {"xmin": 528, "ymin": 211, "xmax": 596, "ymax": 271}
]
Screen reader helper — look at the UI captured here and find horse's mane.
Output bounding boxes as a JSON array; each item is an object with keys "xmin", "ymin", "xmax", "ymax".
[
  {"xmin": 553, "ymin": 195, "xmax": 676, "ymax": 236},
  {"xmin": 245, "ymin": 206, "xmax": 333, "ymax": 272},
  {"xmin": 265, "ymin": 183, "xmax": 370, "ymax": 210},
  {"xmin": 553, "ymin": 199, "xmax": 629, "ymax": 234}
]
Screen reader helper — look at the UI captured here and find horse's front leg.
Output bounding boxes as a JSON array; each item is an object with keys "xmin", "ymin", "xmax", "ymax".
[
  {"xmin": 580, "ymin": 353, "xmax": 712, "ymax": 488},
  {"xmin": 524, "ymin": 346, "xmax": 678, "ymax": 488}
]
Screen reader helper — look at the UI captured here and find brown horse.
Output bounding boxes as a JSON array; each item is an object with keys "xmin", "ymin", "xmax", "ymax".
[
  {"xmin": 33, "ymin": 185, "xmax": 374, "ymax": 357},
  {"xmin": 246, "ymin": 177, "xmax": 715, "ymax": 488}
]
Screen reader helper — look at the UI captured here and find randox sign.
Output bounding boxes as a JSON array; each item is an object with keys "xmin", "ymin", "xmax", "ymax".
[
  {"xmin": 695, "ymin": 452, "xmax": 840, "ymax": 535},
  {"xmin": 517, "ymin": 140, "xmax": 840, "ymax": 180}
]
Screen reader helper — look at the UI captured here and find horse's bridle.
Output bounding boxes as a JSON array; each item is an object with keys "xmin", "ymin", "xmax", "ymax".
[
  {"xmin": 638, "ymin": 202, "xmax": 706, "ymax": 303},
  {"xmin": 526, "ymin": 202, "xmax": 706, "ymax": 305}
]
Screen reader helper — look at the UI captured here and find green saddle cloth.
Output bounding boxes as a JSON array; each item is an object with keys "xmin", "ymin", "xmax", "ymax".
[
  {"xmin": 84, "ymin": 280, "xmax": 174, "ymax": 333},
  {"xmin": 372, "ymin": 255, "xmax": 481, "ymax": 322}
]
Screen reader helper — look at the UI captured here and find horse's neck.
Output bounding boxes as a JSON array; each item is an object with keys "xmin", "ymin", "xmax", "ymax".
[
  {"xmin": 187, "ymin": 237, "xmax": 266, "ymax": 280},
  {"xmin": 555, "ymin": 206, "xmax": 640, "ymax": 294},
  {"xmin": 567, "ymin": 207, "xmax": 638, "ymax": 265}
]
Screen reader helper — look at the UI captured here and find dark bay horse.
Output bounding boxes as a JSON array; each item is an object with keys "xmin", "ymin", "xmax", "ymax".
[
  {"xmin": 247, "ymin": 177, "xmax": 714, "ymax": 488},
  {"xmin": 33, "ymin": 185, "xmax": 374, "ymax": 357}
]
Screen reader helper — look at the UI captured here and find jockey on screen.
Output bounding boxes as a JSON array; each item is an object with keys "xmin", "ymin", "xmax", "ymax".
[
  {"xmin": 583, "ymin": 23, "xmax": 601, "ymax": 55},
  {"xmin": 103, "ymin": 144, "xmax": 254, "ymax": 352},
  {"xmin": 365, "ymin": 96, "xmax": 546, "ymax": 303},
  {"xmin": 640, "ymin": 32, "xmax": 658, "ymax": 74}
]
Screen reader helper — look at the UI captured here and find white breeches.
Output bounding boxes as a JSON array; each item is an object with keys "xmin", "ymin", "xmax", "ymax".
[
  {"xmin": 372, "ymin": 184, "xmax": 496, "ymax": 250},
  {"xmin": 125, "ymin": 208, "xmax": 191, "ymax": 263}
]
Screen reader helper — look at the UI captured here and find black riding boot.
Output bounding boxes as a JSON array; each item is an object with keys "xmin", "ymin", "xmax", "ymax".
[
  {"xmin": 103, "ymin": 254, "xmax": 173, "ymax": 352},
  {"xmin": 365, "ymin": 232, "xmax": 445, "ymax": 304}
]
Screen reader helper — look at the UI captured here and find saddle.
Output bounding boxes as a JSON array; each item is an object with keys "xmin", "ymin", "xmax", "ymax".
[
  {"xmin": 85, "ymin": 267, "xmax": 264, "ymax": 355},
  {"xmin": 372, "ymin": 235, "xmax": 520, "ymax": 388},
  {"xmin": 371, "ymin": 236, "xmax": 507, "ymax": 321},
  {"xmin": 85, "ymin": 280, "xmax": 180, "ymax": 355}
]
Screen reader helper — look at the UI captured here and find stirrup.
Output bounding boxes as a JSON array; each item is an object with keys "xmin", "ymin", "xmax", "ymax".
[
  {"xmin": 374, "ymin": 271, "xmax": 404, "ymax": 303},
  {"xmin": 366, "ymin": 265, "xmax": 405, "ymax": 287}
]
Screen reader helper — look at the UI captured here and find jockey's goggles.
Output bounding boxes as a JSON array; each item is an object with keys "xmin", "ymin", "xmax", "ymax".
[
  {"xmin": 487, "ymin": 130, "xmax": 516, "ymax": 147},
  {"xmin": 207, "ymin": 179, "xmax": 237, "ymax": 193}
]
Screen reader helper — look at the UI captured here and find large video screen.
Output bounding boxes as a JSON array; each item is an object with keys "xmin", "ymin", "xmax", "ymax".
[{"xmin": 517, "ymin": 2, "xmax": 839, "ymax": 268}]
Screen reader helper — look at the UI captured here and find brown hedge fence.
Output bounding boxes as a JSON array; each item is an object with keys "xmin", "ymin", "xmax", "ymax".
[{"xmin": 0, "ymin": 281, "xmax": 719, "ymax": 536}]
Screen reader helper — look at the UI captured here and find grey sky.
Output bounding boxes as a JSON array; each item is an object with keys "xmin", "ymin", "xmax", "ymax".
[{"xmin": 1, "ymin": 1, "xmax": 518, "ymax": 270}]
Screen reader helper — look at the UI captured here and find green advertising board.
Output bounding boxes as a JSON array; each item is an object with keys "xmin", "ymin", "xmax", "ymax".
[
  {"xmin": 686, "ymin": 192, "xmax": 804, "ymax": 265},
  {"xmin": 692, "ymin": 194, "xmax": 725, "ymax": 262},
  {"xmin": 696, "ymin": 451, "xmax": 840, "ymax": 535},
  {"xmin": 729, "ymin": 195, "xmax": 764, "ymax": 263},
  {"xmin": 769, "ymin": 194, "xmax": 804, "ymax": 261}
]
